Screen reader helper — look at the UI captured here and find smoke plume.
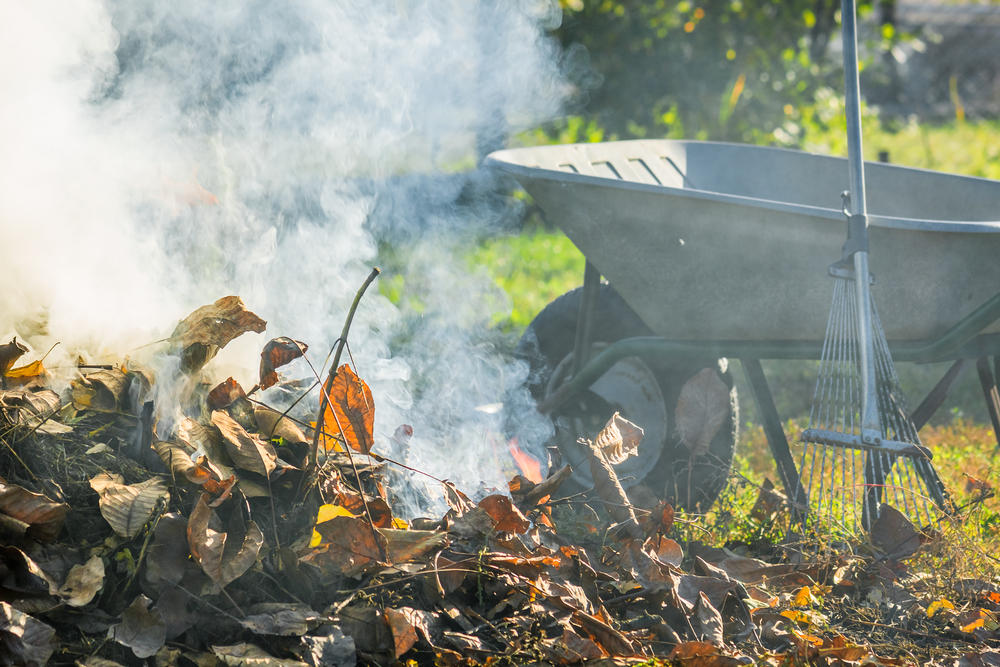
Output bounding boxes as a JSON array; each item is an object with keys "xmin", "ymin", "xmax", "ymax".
[{"xmin": 0, "ymin": 0, "xmax": 565, "ymax": 515}]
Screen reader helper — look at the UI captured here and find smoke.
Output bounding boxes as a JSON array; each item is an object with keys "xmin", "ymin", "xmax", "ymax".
[{"xmin": 0, "ymin": 0, "xmax": 564, "ymax": 515}]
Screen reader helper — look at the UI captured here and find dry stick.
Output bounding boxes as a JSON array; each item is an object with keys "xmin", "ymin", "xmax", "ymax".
[
  {"xmin": 309, "ymin": 266, "xmax": 381, "ymax": 473},
  {"xmin": 307, "ymin": 268, "xmax": 385, "ymax": 561}
]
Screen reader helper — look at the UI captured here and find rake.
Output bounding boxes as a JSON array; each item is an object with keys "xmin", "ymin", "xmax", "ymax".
[{"xmin": 797, "ymin": 0, "xmax": 952, "ymax": 533}]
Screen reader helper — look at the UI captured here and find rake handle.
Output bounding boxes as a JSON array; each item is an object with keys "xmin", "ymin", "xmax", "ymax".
[{"xmin": 841, "ymin": 0, "xmax": 882, "ymax": 440}]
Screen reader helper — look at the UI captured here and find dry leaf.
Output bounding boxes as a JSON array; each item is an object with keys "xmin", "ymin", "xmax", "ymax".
[
  {"xmin": 594, "ymin": 412, "xmax": 644, "ymax": 464},
  {"xmin": 211, "ymin": 642, "xmax": 309, "ymax": 666},
  {"xmin": 212, "ymin": 410, "xmax": 277, "ymax": 477},
  {"xmin": 109, "ymin": 595, "xmax": 166, "ymax": 659},
  {"xmin": 187, "ymin": 494, "xmax": 264, "ymax": 589},
  {"xmin": 871, "ymin": 505, "xmax": 921, "ymax": 560},
  {"xmin": 207, "ymin": 377, "xmax": 247, "ymax": 411},
  {"xmin": 305, "ymin": 515, "xmax": 387, "ymax": 577},
  {"xmin": 153, "ymin": 440, "xmax": 215, "ymax": 486},
  {"xmin": 169, "ymin": 296, "xmax": 267, "ymax": 373},
  {"xmin": 58, "ymin": 555, "xmax": 104, "ymax": 607},
  {"xmin": 241, "ymin": 603, "xmax": 319, "ymax": 636},
  {"xmin": 259, "ymin": 337, "xmax": 308, "ymax": 390},
  {"xmin": 585, "ymin": 438, "xmax": 639, "ymax": 531},
  {"xmin": 254, "ymin": 406, "xmax": 308, "ymax": 444},
  {"xmin": 71, "ymin": 368, "xmax": 128, "ymax": 412},
  {"xmin": 0, "ymin": 601, "xmax": 55, "ymax": 666},
  {"xmin": 380, "ymin": 529, "xmax": 447, "ymax": 563},
  {"xmin": 478, "ymin": 495, "xmax": 531, "ymax": 534},
  {"xmin": 0, "ymin": 339, "xmax": 28, "ymax": 376},
  {"xmin": 0, "ymin": 480, "xmax": 68, "ymax": 542},
  {"xmin": 5, "ymin": 360, "xmax": 46, "ymax": 387},
  {"xmin": 384, "ymin": 607, "xmax": 419, "ymax": 658},
  {"xmin": 646, "ymin": 535, "xmax": 684, "ymax": 567},
  {"xmin": 0, "ymin": 389, "xmax": 62, "ymax": 435},
  {"xmin": 89, "ymin": 473, "xmax": 168, "ymax": 538},
  {"xmin": 320, "ymin": 365, "xmax": 374, "ymax": 454},
  {"xmin": 145, "ymin": 513, "xmax": 191, "ymax": 588},
  {"xmin": 675, "ymin": 368, "xmax": 729, "ymax": 456}
]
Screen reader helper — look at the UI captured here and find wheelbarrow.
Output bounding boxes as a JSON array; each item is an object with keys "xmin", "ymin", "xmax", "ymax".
[{"xmin": 486, "ymin": 139, "xmax": 1000, "ymax": 510}]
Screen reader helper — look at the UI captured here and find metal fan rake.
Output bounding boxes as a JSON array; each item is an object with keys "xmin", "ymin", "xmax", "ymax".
[{"xmin": 797, "ymin": 0, "xmax": 952, "ymax": 534}]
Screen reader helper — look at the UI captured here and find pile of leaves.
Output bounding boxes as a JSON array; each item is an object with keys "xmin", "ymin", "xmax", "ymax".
[{"xmin": 0, "ymin": 295, "xmax": 998, "ymax": 666}]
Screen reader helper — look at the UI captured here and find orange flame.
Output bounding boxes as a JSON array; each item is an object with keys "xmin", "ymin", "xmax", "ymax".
[{"xmin": 508, "ymin": 438, "xmax": 543, "ymax": 484}]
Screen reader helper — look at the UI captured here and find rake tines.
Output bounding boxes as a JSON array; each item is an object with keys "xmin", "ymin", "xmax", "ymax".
[{"xmin": 797, "ymin": 274, "xmax": 951, "ymax": 534}]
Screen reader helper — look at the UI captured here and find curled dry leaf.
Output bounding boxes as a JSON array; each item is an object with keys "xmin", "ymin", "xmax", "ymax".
[
  {"xmin": 320, "ymin": 365, "xmax": 374, "ymax": 454},
  {"xmin": 0, "ymin": 480, "xmax": 68, "ymax": 542},
  {"xmin": 58, "ymin": 555, "xmax": 104, "ymax": 607},
  {"xmin": 254, "ymin": 406, "xmax": 308, "ymax": 444},
  {"xmin": 0, "ymin": 389, "xmax": 62, "ymax": 435},
  {"xmin": 153, "ymin": 440, "xmax": 215, "ymax": 486},
  {"xmin": 212, "ymin": 410, "xmax": 277, "ymax": 478},
  {"xmin": 187, "ymin": 494, "xmax": 264, "ymax": 590},
  {"xmin": 169, "ymin": 296, "xmax": 267, "ymax": 373},
  {"xmin": 584, "ymin": 438, "xmax": 639, "ymax": 531},
  {"xmin": 71, "ymin": 368, "xmax": 128, "ymax": 413},
  {"xmin": 207, "ymin": 377, "xmax": 247, "ymax": 411},
  {"xmin": 0, "ymin": 338, "xmax": 28, "ymax": 376},
  {"xmin": 89, "ymin": 473, "xmax": 169, "ymax": 538},
  {"xmin": 109, "ymin": 595, "xmax": 166, "ymax": 659},
  {"xmin": 5, "ymin": 360, "xmax": 46, "ymax": 388},
  {"xmin": 259, "ymin": 337, "xmax": 308, "ymax": 390},
  {"xmin": 594, "ymin": 412, "xmax": 644, "ymax": 464},
  {"xmin": 675, "ymin": 368, "xmax": 729, "ymax": 456},
  {"xmin": 0, "ymin": 601, "xmax": 55, "ymax": 667}
]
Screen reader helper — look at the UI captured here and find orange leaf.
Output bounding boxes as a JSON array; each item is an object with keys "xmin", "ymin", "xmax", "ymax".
[
  {"xmin": 259, "ymin": 337, "xmax": 308, "ymax": 390},
  {"xmin": 207, "ymin": 377, "xmax": 246, "ymax": 411},
  {"xmin": 320, "ymin": 365, "xmax": 374, "ymax": 454},
  {"xmin": 478, "ymin": 494, "xmax": 531, "ymax": 534}
]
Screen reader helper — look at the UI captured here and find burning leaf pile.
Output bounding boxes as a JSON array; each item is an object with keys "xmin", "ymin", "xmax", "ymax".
[{"xmin": 0, "ymin": 293, "xmax": 997, "ymax": 666}]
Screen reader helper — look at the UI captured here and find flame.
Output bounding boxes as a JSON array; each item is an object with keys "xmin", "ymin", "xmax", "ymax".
[{"xmin": 508, "ymin": 437, "xmax": 543, "ymax": 484}]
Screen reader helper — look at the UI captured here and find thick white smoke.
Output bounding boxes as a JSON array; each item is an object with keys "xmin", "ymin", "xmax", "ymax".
[{"xmin": 0, "ymin": 0, "xmax": 564, "ymax": 515}]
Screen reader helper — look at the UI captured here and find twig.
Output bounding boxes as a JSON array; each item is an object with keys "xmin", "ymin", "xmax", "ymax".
[{"xmin": 308, "ymin": 267, "xmax": 380, "ymax": 473}]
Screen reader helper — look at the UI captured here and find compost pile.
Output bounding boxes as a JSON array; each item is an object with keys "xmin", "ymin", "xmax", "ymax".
[{"xmin": 0, "ymin": 296, "xmax": 998, "ymax": 667}]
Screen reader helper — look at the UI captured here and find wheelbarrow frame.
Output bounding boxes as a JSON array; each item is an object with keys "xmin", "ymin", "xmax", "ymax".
[{"xmin": 544, "ymin": 261, "xmax": 1000, "ymax": 509}]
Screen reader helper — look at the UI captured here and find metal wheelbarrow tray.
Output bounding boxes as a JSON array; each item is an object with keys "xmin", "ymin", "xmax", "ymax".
[{"xmin": 487, "ymin": 140, "xmax": 1000, "ymax": 509}]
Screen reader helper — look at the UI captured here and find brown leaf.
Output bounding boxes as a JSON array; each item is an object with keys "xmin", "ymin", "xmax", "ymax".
[
  {"xmin": 153, "ymin": 440, "xmax": 216, "ymax": 486},
  {"xmin": 336, "ymin": 492, "xmax": 393, "ymax": 528},
  {"xmin": 306, "ymin": 515, "xmax": 388, "ymax": 577},
  {"xmin": 478, "ymin": 494, "xmax": 530, "ymax": 534},
  {"xmin": 542, "ymin": 627, "xmax": 607, "ymax": 664},
  {"xmin": 380, "ymin": 528, "xmax": 447, "ymax": 563},
  {"xmin": 254, "ymin": 406, "xmax": 308, "ymax": 444},
  {"xmin": 668, "ymin": 641, "xmax": 743, "ymax": 666},
  {"xmin": 169, "ymin": 296, "xmax": 267, "ymax": 373},
  {"xmin": 871, "ymin": 505, "xmax": 921, "ymax": 560},
  {"xmin": 89, "ymin": 473, "xmax": 169, "ymax": 538},
  {"xmin": 0, "ymin": 601, "xmax": 55, "ymax": 666},
  {"xmin": 0, "ymin": 546, "xmax": 57, "ymax": 605},
  {"xmin": 0, "ymin": 389, "xmax": 62, "ymax": 435},
  {"xmin": 675, "ymin": 368, "xmax": 729, "ymax": 456},
  {"xmin": 211, "ymin": 643, "xmax": 309, "ymax": 666},
  {"xmin": 145, "ymin": 513, "xmax": 191, "ymax": 588},
  {"xmin": 207, "ymin": 377, "xmax": 247, "ymax": 411},
  {"xmin": 58, "ymin": 555, "xmax": 104, "ymax": 607},
  {"xmin": 585, "ymin": 438, "xmax": 639, "ymax": 531},
  {"xmin": 259, "ymin": 337, "xmax": 308, "ymax": 390},
  {"xmin": 0, "ymin": 338, "xmax": 28, "ymax": 376},
  {"xmin": 749, "ymin": 478, "xmax": 786, "ymax": 522},
  {"xmin": 646, "ymin": 535, "xmax": 684, "ymax": 567},
  {"xmin": 320, "ymin": 365, "xmax": 374, "ymax": 454},
  {"xmin": 0, "ymin": 481, "xmax": 68, "ymax": 543},
  {"xmin": 71, "ymin": 368, "xmax": 128, "ymax": 412},
  {"xmin": 109, "ymin": 595, "xmax": 166, "ymax": 659},
  {"xmin": 696, "ymin": 591, "xmax": 725, "ymax": 644},
  {"xmin": 384, "ymin": 607, "xmax": 419, "ymax": 658},
  {"xmin": 240, "ymin": 603, "xmax": 319, "ymax": 636},
  {"xmin": 212, "ymin": 410, "xmax": 277, "ymax": 477},
  {"xmin": 187, "ymin": 494, "xmax": 264, "ymax": 589},
  {"xmin": 594, "ymin": 412, "xmax": 644, "ymax": 464}
]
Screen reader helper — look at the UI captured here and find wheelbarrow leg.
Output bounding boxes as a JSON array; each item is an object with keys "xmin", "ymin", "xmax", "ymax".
[
  {"xmin": 910, "ymin": 359, "xmax": 966, "ymax": 431},
  {"xmin": 975, "ymin": 356, "xmax": 1000, "ymax": 450},
  {"xmin": 571, "ymin": 261, "xmax": 602, "ymax": 377},
  {"xmin": 740, "ymin": 359, "xmax": 807, "ymax": 521}
]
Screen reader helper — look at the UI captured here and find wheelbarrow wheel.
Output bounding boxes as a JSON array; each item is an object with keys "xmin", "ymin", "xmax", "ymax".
[{"xmin": 517, "ymin": 284, "xmax": 737, "ymax": 512}]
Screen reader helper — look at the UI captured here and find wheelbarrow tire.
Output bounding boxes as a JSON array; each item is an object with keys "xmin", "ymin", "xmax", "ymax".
[{"xmin": 517, "ymin": 284, "xmax": 737, "ymax": 512}]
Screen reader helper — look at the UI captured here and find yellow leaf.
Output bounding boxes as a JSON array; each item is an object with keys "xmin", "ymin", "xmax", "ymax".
[
  {"xmin": 793, "ymin": 586, "xmax": 815, "ymax": 607},
  {"xmin": 391, "ymin": 517, "xmax": 409, "ymax": 530},
  {"xmin": 927, "ymin": 598, "xmax": 956, "ymax": 618},
  {"xmin": 780, "ymin": 610, "xmax": 811, "ymax": 625},
  {"xmin": 961, "ymin": 617, "xmax": 985, "ymax": 633},
  {"xmin": 310, "ymin": 504, "xmax": 356, "ymax": 547},
  {"xmin": 6, "ymin": 360, "xmax": 45, "ymax": 379}
]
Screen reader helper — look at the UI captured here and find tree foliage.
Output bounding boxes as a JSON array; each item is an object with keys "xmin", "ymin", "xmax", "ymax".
[{"xmin": 552, "ymin": 0, "xmax": 876, "ymax": 143}]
